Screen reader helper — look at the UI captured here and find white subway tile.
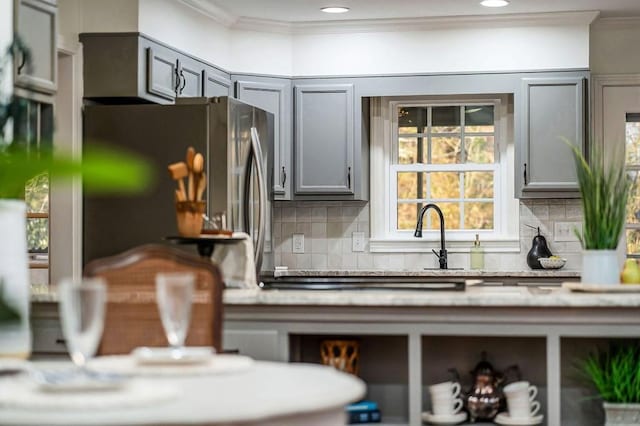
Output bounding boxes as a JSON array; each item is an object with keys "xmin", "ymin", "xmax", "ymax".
[
  {"xmin": 311, "ymin": 207, "xmax": 327, "ymax": 222},
  {"xmin": 296, "ymin": 207, "xmax": 312, "ymax": 223},
  {"xmin": 328, "ymin": 253, "xmax": 343, "ymax": 268},
  {"xmin": 327, "ymin": 207, "xmax": 342, "ymax": 222},
  {"xmin": 342, "ymin": 254, "xmax": 357, "ymax": 269},
  {"xmin": 311, "ymin": 254, "xmax": 328, "ymax": 269},
  {"xmin": 327, "ymin": 222, "xmax": 343, "ymax": 238},
  {"xmin": 357, "ymin": 253, "xmax": 373, "ymax": 269},
  {"xmin": 311, "ymin": 222, "xmax": 327, "ymax": 238},
  {"xmin": 311, "ymin": 238, "xmax": 328, "ymax": 254},
  {"xmin": 281, "ymin": 207, "xmax": 296, "ymax": 222},
  {"xmin": 295, "ymin": 253, "xmax": 311, "ymax": 269}
]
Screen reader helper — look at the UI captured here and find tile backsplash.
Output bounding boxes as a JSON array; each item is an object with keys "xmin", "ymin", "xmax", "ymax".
[{"xmin": 271, "ymin": 199, "xmax": 583, "ymax": 271}]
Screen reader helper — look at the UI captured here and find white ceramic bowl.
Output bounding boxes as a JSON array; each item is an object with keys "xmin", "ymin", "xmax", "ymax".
[{"xmin": 539, "ymin": 257, "xmax": 566, "ymax": 269}]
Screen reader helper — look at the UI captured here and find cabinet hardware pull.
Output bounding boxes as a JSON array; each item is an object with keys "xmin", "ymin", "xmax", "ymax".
[
  {"xmin": 282, "ymin": 166, "xmax": 286, "ymax": 186},
  {"xmin": 17, "ymin": 49, "xmax": 27, "ymax": 75},
  {"xmin": 524, "ymin": 163, "xmax": 527, "ymax": 185},
  {"xmin": 55, "ymin": 338, "xmax": 66, "ymax": 345},
  {"xmin": 179, "ymin": 70, "xmax": 186, "ymax": 94},
  {"xmin": 347, "ymin": 166, "xmax": 351, "ymax": 189},
  {"xmin": 174, "ymin": 66, "xmax": 181, "ymax": 94}
]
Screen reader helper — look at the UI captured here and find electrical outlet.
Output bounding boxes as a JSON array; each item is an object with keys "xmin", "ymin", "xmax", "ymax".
[
  {"xmin": 554, "ymin": 221, "xmax": 582, "ymax": 242},
  {"xmin": 292, "ymin": 233, "xmax": 305, "ymax": 253},
  {"xmin": 352, "ymin": 232, "xmax": 365, "ymax": 252}
]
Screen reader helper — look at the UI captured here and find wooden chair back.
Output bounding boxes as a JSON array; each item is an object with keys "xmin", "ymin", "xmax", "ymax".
[{"xmin": 84, "ymin": 244, "xmax": 223, "ymax": 355}]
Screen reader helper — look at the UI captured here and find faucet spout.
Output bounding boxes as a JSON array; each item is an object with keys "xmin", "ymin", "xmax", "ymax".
[{"xmin": 414, "ymin": 203, "xmax": 448, "ymax": 269}]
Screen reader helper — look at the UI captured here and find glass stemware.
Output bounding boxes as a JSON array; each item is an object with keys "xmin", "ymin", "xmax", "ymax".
[
  {"xmin": 58, "ymin": 278, "xmax": 107, "ymax": 370},
  {"xmin": 155, "ymin": 272, "xmax": 194, "ymax": 352}
]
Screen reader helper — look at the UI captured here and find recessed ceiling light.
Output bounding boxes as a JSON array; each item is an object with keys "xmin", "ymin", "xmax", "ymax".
[
  {"xmin": 480, "ymin": 0, "xmax": 510, "ymax": 7},
  {"xmin": 321, "ymin": 6, "xmax": 350, "ymax": 14}
]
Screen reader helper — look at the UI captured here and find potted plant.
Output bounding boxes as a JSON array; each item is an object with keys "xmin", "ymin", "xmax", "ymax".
[
  {"xmin": 0, "ymin": 42, "xmax": 150, "ymax": 357},
  {"xmin": 581, "ymin": 344, "xmax": 640, "ymax": 425},
  {"xmin": 569, "ymin": 141, "xmax": 631, "ymax": 285}
]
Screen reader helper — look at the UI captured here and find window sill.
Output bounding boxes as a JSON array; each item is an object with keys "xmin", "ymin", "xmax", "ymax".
[{"xmin": 369, "ymin": 237, "xmax": 520, "ymax": 253}]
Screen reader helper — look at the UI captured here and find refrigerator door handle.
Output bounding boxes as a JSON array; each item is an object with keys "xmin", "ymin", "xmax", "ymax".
[{"xmin": 249, "ymin": 127, "xmax": 267, "ymax": 274}]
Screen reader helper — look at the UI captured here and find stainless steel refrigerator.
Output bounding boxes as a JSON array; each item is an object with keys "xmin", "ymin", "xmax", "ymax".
[{"xmin": 83, "ymin": 97, "xmax": 273, "ymax": 271}]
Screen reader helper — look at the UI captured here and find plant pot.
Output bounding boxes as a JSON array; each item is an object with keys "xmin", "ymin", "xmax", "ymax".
[
  {"xmin": 582, "ymin": 249, "xmax": 620, "ymax": 285},
  {"xmin": 604, "ymin": 402, "xmax": 640, "ymax": 425},
  {"xmin": 0, "ymin": 200, "xmax": 32, "ymax": 358}
]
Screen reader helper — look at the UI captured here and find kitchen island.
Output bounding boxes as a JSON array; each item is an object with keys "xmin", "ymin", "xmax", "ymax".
[{"xmin": 31, "ymin": 271, "xmax": 634, "ymax": 426}]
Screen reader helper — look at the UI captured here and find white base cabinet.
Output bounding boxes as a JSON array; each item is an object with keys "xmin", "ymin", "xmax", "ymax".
[{"xmin": 224, "ymin": 304, "xmax": 640, "ymax": 426}]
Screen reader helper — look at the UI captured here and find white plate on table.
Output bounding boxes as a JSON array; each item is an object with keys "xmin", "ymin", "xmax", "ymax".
[
  {"xmin": 132, "ymin": 346, "xmax": 214, "ymax": 365},
  {"xmin": 421, "ymin": 411, "xmax": 467, "ymax": 425},
  {"xmin": 32, "ymin": 369, "xmax": 128, "ymax": 392},
  {"xmin": 89, "ymin": 353, "xmax": 254, "ymax": 376},
  {"xmin": 495, "ymin": 412, "xmax": 544, "ymax": 425}
]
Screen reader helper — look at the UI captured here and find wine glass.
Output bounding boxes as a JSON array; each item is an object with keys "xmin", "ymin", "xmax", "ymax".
[
  {"xmin": 58, "ymin": 278, "xmax": 107, "ymax": 371},
  {"xmin": 155, "ymin": 272, "xmax": 194, "ymax": 352}
]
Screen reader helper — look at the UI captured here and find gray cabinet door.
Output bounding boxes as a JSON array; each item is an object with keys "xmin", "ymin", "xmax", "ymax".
[
  {"xmin": 236, "ymin": 79, "xmax": 292, "ymax": 200},
  {"xmin": 146, "ymin": 46, "xmax": 178, "ymax": 101},
  {"xmin": 518, "ymin": 77, "xmax": 585, "ymax": 197},
  {"xmin": 14, "ymin": 0, "xmax": 57, "ymax": 94},
  {"xmin": 294, "ymin": 84, "xmax": 354, "ymax": 195},
  {"xmin": 204, "ymin": 71, "xmax": 232, "ymax": 97},
  {"xmin": 177, "ymin": 57, "xmax": 204, "ymax": 98}
]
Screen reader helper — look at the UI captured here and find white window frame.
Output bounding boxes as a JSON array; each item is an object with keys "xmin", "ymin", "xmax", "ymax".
[{"xmin": 369, "ymin": 95, "xmax": 520, "ymax": 253}]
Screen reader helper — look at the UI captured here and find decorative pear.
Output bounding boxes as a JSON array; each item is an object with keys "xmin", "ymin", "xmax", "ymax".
[
  {"xmin": 621, "ymin": 259, "xmax": 640, "ymax": 284},
  {"xmin": 526, "ymin": 227, "xmax": 553, "ymax": 269}
]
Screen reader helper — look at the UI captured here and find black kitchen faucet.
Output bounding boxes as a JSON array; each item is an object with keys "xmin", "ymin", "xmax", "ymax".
[{"xmin": 414, "ymin": 203, "xmax": 448, "ymax": 269}]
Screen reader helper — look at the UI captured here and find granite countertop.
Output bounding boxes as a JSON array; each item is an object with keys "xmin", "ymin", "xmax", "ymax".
[
  {"xmin": 31, "ymin": 284, "xmax": 640, "ymax": 308},
  {"xmin": 223, "ymin": 286, "xmax": 640, "ymax": 308},
  {"xmin": 268, "ymin": 269, "xmax": 580, "ymax": 278}
]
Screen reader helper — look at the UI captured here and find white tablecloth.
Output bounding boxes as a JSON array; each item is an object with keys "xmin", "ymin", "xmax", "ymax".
[{"xmin": 0, "ymin": 360, "xmax": 366, "ymax": 426}]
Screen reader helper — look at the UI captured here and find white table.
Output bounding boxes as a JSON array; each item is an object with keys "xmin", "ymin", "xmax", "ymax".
[{"xmin": 0, "ymin": 361, "xmax": 365, "ymax": 426}]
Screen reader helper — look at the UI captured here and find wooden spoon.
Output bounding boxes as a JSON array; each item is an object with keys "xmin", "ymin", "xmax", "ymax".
[
  {"xmin": 167, "ymin": 161, "xmax": 188, "ymax": 201},
  {"xmin": 192, "ymin": 153, "xmax": 205, "ymax": 202},
  {"xmin": 186, "ymin": 147, "xmax": 196, "ymax": 201},
  {"xmin": 196, "ymin": 173, "xmax": 207, "ymax": 201}
]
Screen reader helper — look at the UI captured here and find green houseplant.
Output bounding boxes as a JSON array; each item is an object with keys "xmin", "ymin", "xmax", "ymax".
[
  {"xmin": 0, "ymin": 41, "xmax": 150, "ymax": 357},
  {"xmin": 581, "ymin": 344, "xmax": 640, "ymax": 425},
  {"xmin": 568, "ymin": 140, "xmax": 631, "ymax": 285}
]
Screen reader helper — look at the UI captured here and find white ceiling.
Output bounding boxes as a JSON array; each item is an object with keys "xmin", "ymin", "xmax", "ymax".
[{"xmin": 210, "ymin": 0, "xmax": 640, "ymax": 22}]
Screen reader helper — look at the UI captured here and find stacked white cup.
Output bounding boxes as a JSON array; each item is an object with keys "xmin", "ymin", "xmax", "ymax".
[
  {"xmin": 428, "ymin": 381, "xmax": 464, "ymax": 416},
  {"xmin": 503, "ymin": 381, "xmax": 541, "ymax": 419}
]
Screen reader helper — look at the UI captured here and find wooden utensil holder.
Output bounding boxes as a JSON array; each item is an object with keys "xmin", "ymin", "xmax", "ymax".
[
  {"xmin": 176, "ymin": 201, "xmax": 206, "ymax": 237},
  {"xmin": 320, "ymin": 339, "xmax": 360, "ymax": 376}
]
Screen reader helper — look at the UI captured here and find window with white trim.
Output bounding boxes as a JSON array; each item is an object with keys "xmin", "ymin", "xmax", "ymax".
[{"xmin": 369, "ymin": 95, "xmax": 519, "ymax": 252}]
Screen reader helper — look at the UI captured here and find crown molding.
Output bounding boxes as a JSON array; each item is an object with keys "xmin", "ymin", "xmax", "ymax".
[
  {"xmin": 592, "ymin": 16, "xmax": 640, "ymax": 28},
  {"xmin": 178, "ymin": 0, "xmax": 237, "ymax": 27},
  {"xmin": 233, "ymin": 10, "xmax": 600, "ymax": 35},
  {"xmin": 181, "ymin": 2, "xmax": 599, "ymax": 35}
]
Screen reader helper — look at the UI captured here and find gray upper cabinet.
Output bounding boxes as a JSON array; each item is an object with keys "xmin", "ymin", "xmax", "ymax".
[
  {"xmin": 235, "ymin": 78, "xmax": 292, "ymax": 200},
  {"xmin": 517, "ymin": 77, "xmax": 586, "ymax": 198},
  {"xmin": 294, "ymin": 83, "xmax": 355, "ymax": 195},
  {"xmin": 204, "ymin": 71, "xmax": 232, "ymax": 97},
  {"xmin": 146, "ymin": 45, "xmax": 178, "ymax": 101},
  {"xmin": 146, "ymin": 48, "xmax": 203, "ymax": 100},
  {"xmin": 81, "ymin": 33, "xmax": 228, "ymax": 104},
  {"xmin": 14, "ymin": 0, "xmax": 57, "ymax": 96},
  {"xmin": 176, "ymin": 56, "xmax": 204, "ymax": 98}
]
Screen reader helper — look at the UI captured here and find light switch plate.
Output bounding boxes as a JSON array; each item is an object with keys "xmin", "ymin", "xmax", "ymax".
[
  {"xmin": 352, "ymin": 232, "xmax": 365, "ymax": 252},
  {"xmin": 292, "ymin": 233, "xmax": 305, "ymax": 253},
  {"xmin": 554, "ymin": 221, "xmax": 582, "ymax": 242}
]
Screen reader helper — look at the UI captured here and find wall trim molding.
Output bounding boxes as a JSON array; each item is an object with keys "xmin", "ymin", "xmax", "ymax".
[
  {"xmin": 592, "ymin": 16, "xmax": 640, "ymax": 28},
  {"xmin": 178, "ymin": 0, "xmax": 237, "ymax": 27},
  {"xmin": 183, "ymin": 3, "xmax": 598, "ymax": 35}
]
